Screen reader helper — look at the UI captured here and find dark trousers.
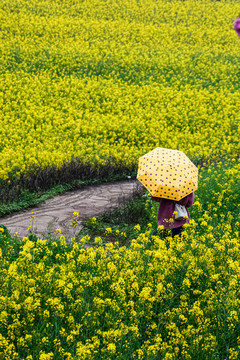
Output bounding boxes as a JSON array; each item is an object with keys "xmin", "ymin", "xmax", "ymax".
[
  {"xmin": 161, "ymin": 227, "xmax": 183, "ymax": 249},
  {"xmin": 162, "ymin": 226, "xmax": 183, "ymax": 239}
]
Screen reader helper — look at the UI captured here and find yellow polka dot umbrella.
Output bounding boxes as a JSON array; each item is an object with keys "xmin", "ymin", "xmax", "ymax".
[{"xmin": 137, "ymin": 147, "xmax": 198, "ymax": 201}]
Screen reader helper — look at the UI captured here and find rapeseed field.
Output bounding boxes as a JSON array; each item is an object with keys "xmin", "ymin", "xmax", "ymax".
[
  {"xmin": 0, "ymin": 0, "xmax": 240, "ymax": 359},
  {"xmin": 1, "ymin": 159, "xmax": 240, "ymax": 359},
  {"xmin": 0, "ymin": 0, "xmax": 239, "ymax": 188}
]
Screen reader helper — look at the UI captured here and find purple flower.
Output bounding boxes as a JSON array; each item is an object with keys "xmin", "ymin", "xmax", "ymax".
[{"xmin": 234, "ymin": 18, "xmax": 240, "ymax": 38}]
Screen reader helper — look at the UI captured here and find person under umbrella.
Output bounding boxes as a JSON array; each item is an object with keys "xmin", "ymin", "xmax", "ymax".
[
  {"xmin": 151, "ymin": 192, "xmax": 195, "ymax": 239},
  {"xmin": 234, "ymin": 18, "xmax": 240, "ymax": 38},
  {"xmin": 137, "ymin": 147, "xmax": 197, "ymax": 242}
]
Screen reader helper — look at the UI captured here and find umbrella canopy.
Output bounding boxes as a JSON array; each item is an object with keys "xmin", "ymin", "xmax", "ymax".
[{"xmin": 137, "ymin": 147, "xmax": 198, "ymax": 201}]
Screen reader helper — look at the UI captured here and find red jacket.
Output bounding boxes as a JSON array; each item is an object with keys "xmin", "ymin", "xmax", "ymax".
[{"xmin": 151, "ymin": 192, "xmax": 195, "ymax": 229}]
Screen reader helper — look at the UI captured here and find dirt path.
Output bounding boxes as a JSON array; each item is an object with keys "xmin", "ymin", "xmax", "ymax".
[{"xmin": 0, "ymin": 179, "xmax": 144, "ymax": 239}]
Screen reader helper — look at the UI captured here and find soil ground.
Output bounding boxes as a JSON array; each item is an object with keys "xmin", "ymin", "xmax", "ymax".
[{"xmin": 0, "ymin": 179, "xmax": 144, "ymax": 239}]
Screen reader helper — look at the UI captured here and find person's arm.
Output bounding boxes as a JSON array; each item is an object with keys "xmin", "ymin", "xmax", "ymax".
[{"xmin": 177, "ymin": 192, "xmax": 195, "ymax": 207}]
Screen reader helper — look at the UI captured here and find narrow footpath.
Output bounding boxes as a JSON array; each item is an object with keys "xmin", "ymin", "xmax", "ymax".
[{"xmin": 0, "ymin": 179, "xmax": 144, "ymax": 239}]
